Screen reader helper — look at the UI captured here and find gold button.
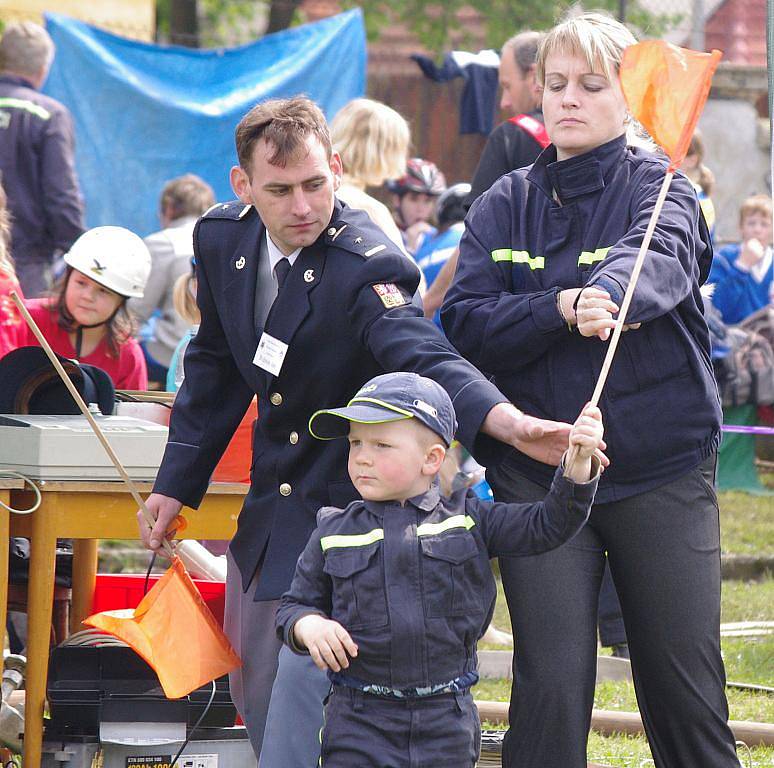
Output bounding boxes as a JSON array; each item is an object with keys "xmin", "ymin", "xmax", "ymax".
[
  {"xmin": 270, "ymin": 392, "xmax": 283, "ymax": 406},
  {"xmin": 279, "ymin": 483, "xmax": 292, "ymax": 496},
  {"xmin": 289, "ymin": 431, "xmax": 299, "ymax": 445}
]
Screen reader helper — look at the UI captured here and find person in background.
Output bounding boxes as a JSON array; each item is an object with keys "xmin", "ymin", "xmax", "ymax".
[
  {"xmin": 680, "ymin": 130, "xmax": 716, "ymax": 238},
  {"xmin": 0, "ymin": 178, "xmax": 26, "ymax": 359},
  {"xmin": 422, "ymin": 31, "xmax": 546, "ymax": 319},
  {"xmin": 415, "ymin": 183, "xmax": 470, "ymax": 326},
  {"xmin": 708, "ymin": 194, "xmax": 773, "ymax": 325},
  {"xmin": 129, "ymin": 174, "xmax": 215, "ymax": 388},
  {"xmin": 0, "ymin": 22, "xmax": 84, "ymax": 297},
  {"xmin": 167, "ymin": 261, "xmax": 199, "ymax": 394},
  {"xmin": 442, "ymin": 13, "xmax": 739, "ymax": 767},
  {"xmin": 24, "ymin": 226, "xmax": 151, "ymax": 390},
  {"xmin": 388, "ymin": 158, "xmax": 446, "ymax": 255},
  {"xmin": 331, "ymin": 98, "xmax": 409, "ymax": 255}
]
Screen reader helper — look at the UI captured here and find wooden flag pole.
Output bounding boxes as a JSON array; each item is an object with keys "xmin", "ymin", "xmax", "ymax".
[
  {"xmin": 588, "ymin": 169, "xmax": 675, "ymax": 408},
  {"xmin": 10, "ymin": 291, "xmax": 175, "ymax": 558},
  {"xmin": 567, "ymin": 169, "xmax": 674, "ymax": 470}
]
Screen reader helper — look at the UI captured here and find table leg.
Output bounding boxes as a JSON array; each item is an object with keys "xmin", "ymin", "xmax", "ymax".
[
  {"xmin": 71, "ymin": 539, "xmax": 99, "ymax": 633},
  {"xmin": 22, "ymin": 496, "xmax": 58, "ymax": 768},
  {"xmin": 0, "ymin": 491, "xmax": 9, "ymax": 658}
]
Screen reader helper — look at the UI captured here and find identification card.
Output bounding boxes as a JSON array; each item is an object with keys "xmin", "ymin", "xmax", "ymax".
[{"xmin": 253, "ymin": 333, "xmax": 288, "ymax": 376}]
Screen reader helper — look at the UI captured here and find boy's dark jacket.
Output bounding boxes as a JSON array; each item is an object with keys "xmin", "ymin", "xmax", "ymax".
[{"xmin": 276, "ymin": 465, "xmax": 597, "ymax": 690}]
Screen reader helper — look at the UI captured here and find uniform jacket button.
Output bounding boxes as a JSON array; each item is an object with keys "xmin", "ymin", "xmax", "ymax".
[
  {"xmin": 279, "ymin": 483, "xmax": 292, "ymax": 496},
  {"xmin": 270, "ymin": 392, "xmax": 283, "ymax": 406},
  {"xmin": 289, "ymin": 431, "xmax": 299, "ymax": 444}
]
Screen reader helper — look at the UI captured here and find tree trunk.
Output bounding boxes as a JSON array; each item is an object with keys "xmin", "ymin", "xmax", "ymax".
[
  {"xmin": 266, "ymin": 0, "xmax": 304, "ymax": 34},
  {"xmin": 169, "ymin": 0, "xmax": 199, "ymax": 47}
]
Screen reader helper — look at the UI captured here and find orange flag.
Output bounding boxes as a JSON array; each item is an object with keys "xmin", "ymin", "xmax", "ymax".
[
  {"xmin": 85, "ymin": 556, "xmax": 241, "ymax": 699},
  {"xmin": 620, "ymin": 40, "xmax": 721, "ymax": 169}
]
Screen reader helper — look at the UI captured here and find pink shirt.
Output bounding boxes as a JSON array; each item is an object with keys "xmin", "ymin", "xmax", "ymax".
[
  {"xmin": 24, "ymin": 298, "xmax": 148, "ymax": 390},
  {"xmin": 0, "ymin": 269, "xmax": 26, "ymax": 360}
]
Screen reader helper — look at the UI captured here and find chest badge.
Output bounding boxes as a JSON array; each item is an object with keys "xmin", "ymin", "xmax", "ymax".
[
  {"xmin": 235, "ymin": 256, "xmax": 246, "ymax": 270},
  {"xmin": 303, "ymin": 269, "xmax": 315, "ymax": 283}
]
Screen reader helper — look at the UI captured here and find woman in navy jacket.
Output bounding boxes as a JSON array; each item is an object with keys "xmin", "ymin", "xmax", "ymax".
[{"xmin": 442, "ymin": 13, "xmax": 739, "ymax": 768}]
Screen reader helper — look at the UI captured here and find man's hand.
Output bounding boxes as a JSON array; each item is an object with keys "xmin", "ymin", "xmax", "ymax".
[
  {"xmin": 483, "ymin": 403, "xmax": 608, "ymax": 468},
  {"xmin": 292, "ymin": 614, "xmax": 358, "ymax": 672},
  {"xmin": 138, "ymin": 492, "xmax": 184, "ymax": 555}
]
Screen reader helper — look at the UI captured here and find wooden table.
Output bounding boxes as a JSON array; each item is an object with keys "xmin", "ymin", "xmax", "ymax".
[
  {"xmin": 0, "ymin": 477, "xmax": 26, "ymax": 660},
  {"xmin": 8, "ymin": 480, "xmax": 246, "ymax": 768}
]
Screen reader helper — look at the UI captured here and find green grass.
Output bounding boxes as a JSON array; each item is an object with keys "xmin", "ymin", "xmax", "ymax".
[{"xmin": 718, "ymin": 488, "xmax": 774, "ymax": 555}]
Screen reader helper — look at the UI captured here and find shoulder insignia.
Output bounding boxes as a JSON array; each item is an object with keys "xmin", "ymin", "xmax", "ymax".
[
  {"xmin": 372, "ymin": 283, "xmax": 408, "ymax": 309},
  {"xmin": 202, "ymin": 201, "xmax": 253, "ymax": 221}
]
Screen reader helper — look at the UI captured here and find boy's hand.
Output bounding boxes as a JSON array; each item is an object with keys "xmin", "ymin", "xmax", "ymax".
[
  {"xmin": 570, "ymin": 404, "xmax": 604, "ymax": 460},
  {"xmin": 738, "ymin": 238, "xmax": 765, "ymax": 269},
  {"xmin": 292, "ymin": 614, "xmax": 358, "ymax": 672}
]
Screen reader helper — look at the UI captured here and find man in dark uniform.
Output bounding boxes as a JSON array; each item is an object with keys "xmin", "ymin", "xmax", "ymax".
[
  {"xmin": 138, "ymin": 96, "xmax": 572, "ymax": 766},
  {"xmin": 0, "ymin": 22, "xmax": 84, "ymax": 296}
]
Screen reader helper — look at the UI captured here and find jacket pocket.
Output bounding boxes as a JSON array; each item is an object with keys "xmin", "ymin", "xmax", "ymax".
[
  {"xmin": 420, "ymin": 534, "xmax": 486, "ymax": 618},
  {"xmin": 323, "ymin": 544, "xmax": 388, "ymax": 630}
]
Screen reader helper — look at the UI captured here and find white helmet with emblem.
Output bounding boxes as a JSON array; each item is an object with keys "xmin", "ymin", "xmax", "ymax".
[{"xmin": 63, "ymin": 226, "xmax": 152, "ymax": 298}]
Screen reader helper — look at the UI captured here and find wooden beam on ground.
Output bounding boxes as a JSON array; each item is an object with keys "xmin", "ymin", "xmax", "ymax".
[{"xmin": 474, "ymin": 701, "xmax": 774, "ymax": 746}]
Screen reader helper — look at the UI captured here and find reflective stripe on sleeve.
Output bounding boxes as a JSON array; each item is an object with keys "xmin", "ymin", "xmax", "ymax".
[
  {"xmin": 320, "ymin": 528, "xmax": 384, "ymax": 551},
  {"xmin": 416, "ymin": 514, "xmax": 475, "ymax": 537},
  {"xmin": 577, "ymin": 247, "xmax": 611, "ymax": 266},
  {"xmin": 491, "ymin": 249, "xmax": 544, "ymax": 270},
  {"xmin": 0, "ymin": 98, "xmax": 51, "ymax": 120}
]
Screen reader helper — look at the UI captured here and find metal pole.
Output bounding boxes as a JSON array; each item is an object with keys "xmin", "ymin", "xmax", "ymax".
[
  {"xmin": 619, "ymin": 0, "xmax": 627, "ymax": 23},
  {"xmin": 691, "ymin": 0, "xmax": 706, "ymax": 51}
]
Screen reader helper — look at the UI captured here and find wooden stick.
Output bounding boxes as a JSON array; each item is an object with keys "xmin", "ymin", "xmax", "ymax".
[
  {"xmin": 10, "ymin": 292, "xmax": 175, "ymax": 557},
  {"xmin": 588, "ymin": 170, "xmax": 675, "ymax": 408},
  {"xmin": 566, "ymin": 170, "xmax": 675, "ymax": 471}
]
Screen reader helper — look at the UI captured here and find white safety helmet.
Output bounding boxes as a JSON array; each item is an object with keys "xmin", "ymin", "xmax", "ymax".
[{"xmin": 64, "ymin": 226, "xmax": 151, "ymax": 299}]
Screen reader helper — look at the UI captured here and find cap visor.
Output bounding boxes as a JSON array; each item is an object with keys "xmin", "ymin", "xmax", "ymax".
[{"xmin": 309, "ymin": 403, "xmax": 411, "ymax": 440}]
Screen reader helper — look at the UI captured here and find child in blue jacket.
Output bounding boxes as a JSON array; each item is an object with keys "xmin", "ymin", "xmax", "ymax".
[{"xmin": 276, "ymin": 372, "xmax": 602, "ymax": 767}]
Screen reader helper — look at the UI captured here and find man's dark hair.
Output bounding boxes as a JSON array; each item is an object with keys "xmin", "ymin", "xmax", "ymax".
[
  {"xmin": 235, "ymin": 96, "xmax": 333, "ymax": 174},
  {"xmin": 503, "ymin": 31, "xmax": 544, "ymax": 75}
]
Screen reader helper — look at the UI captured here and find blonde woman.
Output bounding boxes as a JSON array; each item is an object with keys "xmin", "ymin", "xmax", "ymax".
[
  {"xmin": 443, "ymin": 13, "xmax": 738, "ymax": 767},
  {"xmin": 0, "ymin": 178, "xmax": 26, "ymax": 359},
  {"xmin": 331, "ymin": 98, "xmax": 410, "ymax": 255}
]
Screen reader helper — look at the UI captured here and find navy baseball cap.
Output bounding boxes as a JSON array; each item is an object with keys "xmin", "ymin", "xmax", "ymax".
[{"xmin": 309, "ymin": 372, "xmax": 457, "ymax": 446}]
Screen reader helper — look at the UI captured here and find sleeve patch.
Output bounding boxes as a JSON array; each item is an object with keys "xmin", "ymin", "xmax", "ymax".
[{"xmin": 372, "ymin": 283, "xmax": 408, "ymax": 308}]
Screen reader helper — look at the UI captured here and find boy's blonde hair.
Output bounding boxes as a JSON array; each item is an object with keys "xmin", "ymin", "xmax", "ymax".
[
  {"xmin": 331, "ymin": 98, "xmax": 410, "ymax": 188},
  {"xmin": 739, "ymin": 194, "xmax": 773, "ymax": 225},
  {"xmin": 536, "ymin": 12, "xmax": 637, "ymax": 86},
  {"xmin": 173, "ymin": 272, "xmax": 199, "ymax": 326}
]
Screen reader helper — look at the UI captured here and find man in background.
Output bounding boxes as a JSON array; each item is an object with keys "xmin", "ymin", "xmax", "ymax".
[
  {"xmin": 0, "ymin": 22, "xmax": 84, "ymax": 297},
  {"xmin": 130, "ymin": 174, "xmax": 215, "ymax": 388}
]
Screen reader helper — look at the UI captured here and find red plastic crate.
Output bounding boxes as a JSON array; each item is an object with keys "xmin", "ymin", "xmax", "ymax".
[{"xmin": 91, "ymin": 573, "xmax": 226, "ymax": 625}]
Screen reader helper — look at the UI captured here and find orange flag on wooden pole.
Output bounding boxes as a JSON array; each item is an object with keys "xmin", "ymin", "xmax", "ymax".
[
  {"xmin": 620, "ymin": 40, "xmax": 721, "ymax": 169},
  {"xmin": 573, "ymin": 41, "xmax": 722, "ymax": 436},
  {"xmin": 85, "ymin": 556, "xmax": 241, "ymax": 700}
]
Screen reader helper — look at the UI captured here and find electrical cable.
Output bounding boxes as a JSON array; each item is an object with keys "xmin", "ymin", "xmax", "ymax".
[
  {"xmin": 0, "ymin": 470, "xmax": 42, "ymax": 514},
  {"xmin": 169, "ymin": 679, "xmax": 218, "ymax": 768},
  {"xmin": 143, "ymin": 551, "xmax": 158, "ymax": 595}
]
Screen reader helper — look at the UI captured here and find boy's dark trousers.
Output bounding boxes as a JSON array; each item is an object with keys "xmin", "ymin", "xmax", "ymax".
[{"xmin": 320, "ymin": 686, "xmax": 480, "ymax": 768}]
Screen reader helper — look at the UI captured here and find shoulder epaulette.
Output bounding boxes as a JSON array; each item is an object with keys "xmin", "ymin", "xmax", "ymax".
[
  {"xmin": 202, "ymin": 201, "xmax": 254, "ymax": 221},
  {"xmin": 324, "ymin": 212, "xmax": 395, "ymax": 261}
]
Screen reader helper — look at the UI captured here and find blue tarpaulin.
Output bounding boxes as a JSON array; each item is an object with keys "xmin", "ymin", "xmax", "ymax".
[{"xmin": 43, "ymin": 10, "xmax": 366, "ymax": 237}]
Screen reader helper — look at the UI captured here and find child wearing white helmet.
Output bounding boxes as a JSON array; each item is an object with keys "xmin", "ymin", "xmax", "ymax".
[{"xmin": 23, "ymin": 226, "xmax": 152, "ymax": 390}]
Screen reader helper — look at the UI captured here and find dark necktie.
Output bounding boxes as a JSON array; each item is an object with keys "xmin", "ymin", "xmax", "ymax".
[{"xmin": 274, "ymin": 257, "xmax": 291, "ymax": 291}]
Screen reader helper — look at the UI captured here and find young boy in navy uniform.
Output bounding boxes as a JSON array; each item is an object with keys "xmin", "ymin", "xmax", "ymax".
[{"xmin": 276, "ymin": 372, "xmax": 603, "ymax": 767}]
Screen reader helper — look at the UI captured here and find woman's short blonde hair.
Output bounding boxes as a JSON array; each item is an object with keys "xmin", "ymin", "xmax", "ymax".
[
  {"xmin": 536, "ymin": 12, "xmax": 637, "ymax": 86},
  {"xmin": 0, "ymin": 176, "xmax": 14, "ymax": 278},
  {"xmin": 331, "ymin": 98, "xmax": 410, "ymax": 187}
]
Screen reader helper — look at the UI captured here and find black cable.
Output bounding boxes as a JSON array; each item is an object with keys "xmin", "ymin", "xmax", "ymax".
[
  {"xmin": 169, "ymin": 679, "xmax": 218, "ymax": 768},
  {"xmin": 143, "ymin": 552, "xmax": 157, "ymax": 595}
]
